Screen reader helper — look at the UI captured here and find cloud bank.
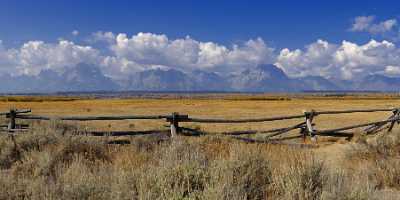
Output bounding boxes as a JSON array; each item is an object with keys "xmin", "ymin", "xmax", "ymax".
[
  {"xmin": 104, "ymin": 32, "xmax": 275, "ymax": 78},
  {"xmin": 276, "ymin": 39, "xmax": 400, "ymax": 80},
  {"xmin": 1, "ymin": 31, "xmax": 400, "ymax": 81}
]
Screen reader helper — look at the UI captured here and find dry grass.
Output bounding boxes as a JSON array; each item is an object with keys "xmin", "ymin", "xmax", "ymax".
[
  {"xmin": 0, "ymin": 122, "xmax": 399, "ymax": 199},
  {"xmin": 346, "ymin": 132, "xmax": 400, "ymax": 191},
  {"xmin": 0, "ymin": 96, "xmax": 398, "ymax": 135},
  {"xmin": 0, "ymin": 95, "xmax": 400, "ymax": 199}
]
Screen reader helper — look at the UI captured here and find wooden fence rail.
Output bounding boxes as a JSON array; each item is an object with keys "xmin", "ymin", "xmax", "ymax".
[
  {"xmin": 1, "ymin": 107, "xmax": 399, "ymax": 144},
  {"xmin": 313, "ymin": 108, "xmax": 395, "ymax": 115},
  {"xmin": 15, "ymin": 115, "xmax": 167, "ymax": 121},
  {"xmin": 186, "ymin": 114, "xmax": 306, "ymax": 123},
  {"xmin": 0, "ymin": 109, "xmax": 31, "ymax": 116},
  {"xmin": 315, "ymin": 116, "xmax": 400, "ymax": 134}
]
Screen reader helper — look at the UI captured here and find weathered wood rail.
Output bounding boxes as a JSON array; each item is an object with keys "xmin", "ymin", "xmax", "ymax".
[{"xmin": 1, "ymin": 107, "xmax": 399, "ymax": 144}]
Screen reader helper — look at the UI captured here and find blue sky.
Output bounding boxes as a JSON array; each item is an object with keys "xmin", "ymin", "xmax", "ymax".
[
  {"xmin": 1, "ymin": 0, "xmax": 399, "ymax": 48},
  {"xmin": 1, "ymin": 0, "xmax": 400, "ymax": 80}
]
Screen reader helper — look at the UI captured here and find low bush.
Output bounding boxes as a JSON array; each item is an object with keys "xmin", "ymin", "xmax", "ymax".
[{"xmin": 271, "ymin": 152, "xmax": 326, "ymax": 200}]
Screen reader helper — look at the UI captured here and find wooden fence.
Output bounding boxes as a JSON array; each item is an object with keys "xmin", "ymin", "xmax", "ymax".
[{"xmin": 1, "ymin": 107, "xmax": 399, "ymax": 144}]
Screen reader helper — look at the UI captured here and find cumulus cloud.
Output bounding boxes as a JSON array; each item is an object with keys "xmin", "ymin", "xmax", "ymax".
[
  {"xmin": 99, "ymin": 56, "xmax": 145, "ymax": 79},
  {"xmin": 350, "ymin": 15, "xmax": 397, "ymax": 34},
  {"xmin": 276, "ymin": 39, "xmax": 400, "ymax": 80},
  {"xmin": 0, "ymin": 32, "xmax": 275, "ymax": 80},
  {"xmin": 0, "ymin": 40, "xmax": 100, "ymax": 76},
  {"xmin": 2, "ymin": 31, "xmax": 400, "ymax": 81},
  {"xmin": 109, "ymin": 32, "xmax": 275, "ymax": 75},
  {"xmin": 276, "ymin": 39, "xmax": 338, "ymax": 78}
]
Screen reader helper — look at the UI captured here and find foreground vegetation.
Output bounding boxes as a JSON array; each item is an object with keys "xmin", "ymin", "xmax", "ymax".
[{"xmin": 0, "ymin": 122, "xmax": 400, "ymax": 200}]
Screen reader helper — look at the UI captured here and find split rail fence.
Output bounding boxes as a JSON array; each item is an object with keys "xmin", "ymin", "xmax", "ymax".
[{"xmin": 1, "ymin": 107, "xmax": 400, "ymax": 144}]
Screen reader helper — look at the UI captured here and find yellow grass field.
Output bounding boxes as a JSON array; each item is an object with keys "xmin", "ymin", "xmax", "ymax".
[
  {"xmin": 2, "ymin": 95, "xmax": 400, "ymax": 199},
  {"xmin": 1, "ymin": 95, "xmax": 399, "ymax": 134}
]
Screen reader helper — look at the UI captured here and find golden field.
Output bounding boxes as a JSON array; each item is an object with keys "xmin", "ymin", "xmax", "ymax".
[
  {"xmin": 1, "ymin": 94, "xmax": 400, "ymax": 199},
  {"xmin": 0, "ymin": 95, "xmax": 399, "ymax": 134}
]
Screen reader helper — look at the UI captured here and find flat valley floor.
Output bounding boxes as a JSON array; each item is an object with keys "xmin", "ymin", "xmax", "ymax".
[{"xmin": 0, "ymin": 95, "xmax": 398, "ymax": 134}]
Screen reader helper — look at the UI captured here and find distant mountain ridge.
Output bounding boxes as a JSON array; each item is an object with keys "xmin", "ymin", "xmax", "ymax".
[
  {"xmin": 0, "ymin": 64, "xmax": 118, "ymax": 93},
  {"xmin": 228, "ymin": 64, "xmax": 296, "ymax": 92},
  {"xmin": 1, "ymin": 63, "xmax": 400, "ymax": 93}
]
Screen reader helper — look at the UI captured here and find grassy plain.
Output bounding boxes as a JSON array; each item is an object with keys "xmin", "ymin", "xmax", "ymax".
[
  {"xmin": 0, "ymin": 94, "xmax": 399, "ymax": 133},
  {"xmin": 0, "ymin": 94, "xmax": 400, "ymax": 199}
]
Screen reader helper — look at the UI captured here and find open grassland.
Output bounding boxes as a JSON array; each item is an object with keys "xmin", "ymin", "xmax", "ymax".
[
  {"xmin": 0, "ymin": 95, "xmax": 399, "ymax": 134},
  {"xmin": 1, "ymin": 95, "xmax": 400, "ymax": 199}
]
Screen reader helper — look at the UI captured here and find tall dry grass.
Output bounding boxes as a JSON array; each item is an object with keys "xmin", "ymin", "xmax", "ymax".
[{"xmin": 0, "ymin": 122, "xmax": 400, "ymax": 199}]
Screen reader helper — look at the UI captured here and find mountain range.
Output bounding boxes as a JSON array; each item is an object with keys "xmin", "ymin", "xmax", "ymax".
[{"xmin": 1, "ymin": 63, "xmax": 400, "ymax": 93}]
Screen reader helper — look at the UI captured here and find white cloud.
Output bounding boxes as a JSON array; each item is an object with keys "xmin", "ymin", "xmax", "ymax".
[
  {"xmin": 0, "ymin": 40, "xmax": 100, "ymax": 76},
  {"xmin": 225, "ymin": 38, "xmax": 275, "ymax": 69},
  {"xmin": 165, "ymin": 36, "xmax": 201, "ymax": 67},
  {"xmin": 91, "ymin": 31, "xmax": 116, "ymax": 43},
  {"xmin": 276, "ymin": 39, "xmax": 338, "ymax": 78},
  {"xmin": 72, "ymin": 30, "xmax": 79, "ymax": 36},
  {"xmin": 350, "ymin": 16, "xmax": 375, "ymax": 32},
  {"xmin": 0, "ymin": 41, "xmax": 18, "ymax": 74},
  {"xmin": 100, "ymin": 56, "xmax": 145, "ymax": 79},
  {"xmin": 350, "ymin": 15, "xmax": 397, "ymax": 34},
  {"xmin": 2, "ymin": 31, "xmax": 400, "ymax": 81},
  {"xmin": 276, "ymin": 39, "xmax": 400, "ymax": 80},
  {"xmin": 112, "ymin": 32, "xmax": 169, "ymax": 65},
  {"xmin": 384, "ymin": 65, "xmax": 400, "ymax": 76},
  {"xmin": 0, "ymin": 32, "xmax": 275, "ymax": 80},
  {"xmin": 110, "ymin": 32, "xmax": 274, "ymax": 74},
  {"xmin": 370, "ymin": 19, "xmax": 397, "ymax": 34}
]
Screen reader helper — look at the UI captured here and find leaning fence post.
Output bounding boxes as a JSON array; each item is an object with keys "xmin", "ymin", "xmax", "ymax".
[
  {"xmin": 169, "ymin": 112, "xmax": 180, "ymax": 137},
  {"xmin": 304, "ymin": 110, "xmax": 317, "ymax": 142},
  {"xmin": 388, "ymin": 108, "xmax": 400, "ymax": 132},
  {"xmin": 8, "ymin": 109, "xmax": 16, "ymax": 131},
  {"xmin": 300, "ymin": 126, "xmax": 307, "ymax": 142}
]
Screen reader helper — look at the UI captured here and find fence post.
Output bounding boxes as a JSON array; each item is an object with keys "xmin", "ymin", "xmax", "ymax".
[
  {"xmin": 304, "ymin": 110, "xmax": 317, "ymax": 142},
  {"xmin": 170, "ymin": 112, "xmax": 180, "ymax": 137},
  {"xmin": 388, "ymin": 108, "xmax": 400, "ymax": 132},
  {"xmin": 300, "ymin": 126, "xmax": 307, "ymax": 142},
  {"xmin": 8, "ymin": 109, "xmax": 16, "ymax": 131}
]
